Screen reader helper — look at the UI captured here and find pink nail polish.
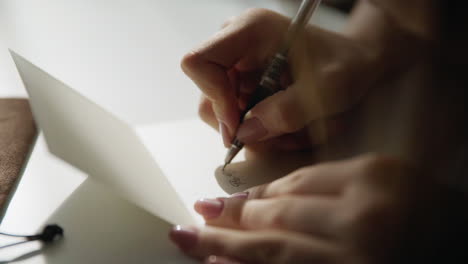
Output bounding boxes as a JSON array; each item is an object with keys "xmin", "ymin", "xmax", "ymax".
[
  {"xmin": 229, "ymin": 192, "xmax": 249, "ymax": 199},
  {"xmin": 194, "ymin": 198, "xmax": 224, "ymax": 219},
  {"xmin": 169, "ymin": 226, "xmax": 198, "ymax": 251},
  {"xmin": 236, "ymin": 117, "xmax": 267, "ymax": 143},
  {"xmin": 205, "ymin": 256, "xmax": 243, "ymax": 264},
  {"xmin": 219, "ymin": 122, "xmax": 231, "ymax": 147}
]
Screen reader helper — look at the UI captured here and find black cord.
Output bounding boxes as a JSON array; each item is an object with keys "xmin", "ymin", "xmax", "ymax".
[
  {"xmin": 0, "ymin": 224, "xmax": 64, "ymax": 250},
  {"xmin": 0, "ymin": 232, "xmax": 29, "ymax": 238}
]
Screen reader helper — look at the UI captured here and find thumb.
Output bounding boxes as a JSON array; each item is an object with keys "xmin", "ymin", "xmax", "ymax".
[{"xmin": 236, "ymin": 89, "xmax": 312, "ymax": 143}]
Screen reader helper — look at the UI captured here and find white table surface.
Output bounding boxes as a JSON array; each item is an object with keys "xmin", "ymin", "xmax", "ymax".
[{"xmin": 0, "ymin": 0, "xmax": 346, "ymax": 261}]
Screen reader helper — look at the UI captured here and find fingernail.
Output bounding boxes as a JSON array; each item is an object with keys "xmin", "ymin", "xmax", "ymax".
[
  {"xmin": 194, "ymin": 198, "xmax": 224, "ymax": 219},
  {"xmin": 169, "ymin": 226, "xmax": 198, "ymax": 251},
  {"xmin": 219, "ymin": 122, "xmax": 231, "ymax": 148},
  {"xmin": 230, "ymin": 192, "xmax": 249, "ymax": 199},
  {"xmin": 236, "ymin": 117, "xmax": 267, "ymax": 143},
  {"xmin": 205, "ymin": 256, "xmax": 242, "ymax": 264}
]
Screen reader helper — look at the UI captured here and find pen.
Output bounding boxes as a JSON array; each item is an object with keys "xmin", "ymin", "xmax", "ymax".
[{"xmin": 223, "ymin": 0, "xmax": 322, "ymax": 170}]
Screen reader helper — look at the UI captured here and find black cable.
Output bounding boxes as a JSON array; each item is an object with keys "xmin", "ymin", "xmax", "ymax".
[{"xmin": 0, "ymin": 224, "xmax": 64, "ymax": 250}]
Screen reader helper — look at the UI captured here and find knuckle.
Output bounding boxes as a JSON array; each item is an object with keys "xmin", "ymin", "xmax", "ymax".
[
  {"xmin": 284, "ymin": 167, "xmax": 312, "ymax": 189},
  {"xmin": 362, "ymin": 153, "xmax": 401, "ymax": 169},
  {"xmin": 268, "ymin": 198, "xmax": 293, "ymax": 228},
  {"xmin": 247, "ymin": 184, "xmax": 268, "ymax": 199},
  {"xmin": 357, "ymin": 153, "xmax": 407, "ymax": 184},
  {"xmin": 271, "ymin": 165, "xmax": 321, "ymax": 195},
  {"xmin": 287, "ymin": 168, "xmax": 307, "ymax": 184},
  {"xmin": 198, "ymin": 98, "xmax": 212, "ymax": 122},
  {"xmin": 181, "ymin": 51, "xmax": 201, "ymax": 75},
  {"xmin": 365, "ymin": 154, "xmax": 395, "ymax": 167},
  {"xmin": 240, "ymin": 198, "xmax": 291, "ymax": 229}
]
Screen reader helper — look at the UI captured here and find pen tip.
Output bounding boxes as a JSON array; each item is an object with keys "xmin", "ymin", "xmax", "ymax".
[{"xmin": 222, "ymin": 163, "xmax": 227, "ymax": 172}]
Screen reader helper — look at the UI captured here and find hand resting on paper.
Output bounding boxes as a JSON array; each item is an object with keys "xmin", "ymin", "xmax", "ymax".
[{"xmin": 171, "ymin": 154, "xmax": 468, "ymax": 264}]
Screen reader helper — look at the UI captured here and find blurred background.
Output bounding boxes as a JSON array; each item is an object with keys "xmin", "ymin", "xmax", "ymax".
[{"xmin": 0, "ymin": 0, "xmax": 348, "ymax": 125}]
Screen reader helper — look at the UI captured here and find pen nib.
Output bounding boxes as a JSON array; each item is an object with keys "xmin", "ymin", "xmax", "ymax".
[{"xmin": 222, "ymin": 163, "xmax": 227, "ymax": 172}]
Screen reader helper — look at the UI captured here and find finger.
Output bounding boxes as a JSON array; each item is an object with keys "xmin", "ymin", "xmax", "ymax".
[
  {"xmin": 195, "ymin": 196, "xmax": 246, "ymax": 230},
  {"xmin": 248, "ymin": 159, "xmax": 361, "ymax": 199},
  {"xmin": 170, "ymin": 226, "xmax": 337, "ymax": 264},
  {"xmin": 236, "ymin": 89, "xmax": 311, "ymax": 144},
  {"xmin": 199, "ymin": 95, "xmax": 219, "ymax": 130},
  {"xmin": 246, "ymin": 128, "xmax": 313, "ymax": 152},
  {"xmin": 243, "ymin": 115, "xmax": 347, "ymax": 153},
  {"xmin": 237, "ymin": 90, "xmax": 346, "ymax": 146},
  {"xmin": 198, "ymin": 195, "xmax": 336, "ymax": 237},
  {"xmin": 239, "ymin": 196, "xmax": 335, "ymax": 236},
  {"xmin": 199, "ymin": 95, "xmax": 233, "ymax": 147},
  {"xmin": 181, "ymin": 10, "xmax": 286, "ymax": 135},
  {"xmin": 182, "ymin": 48, "xmax": 240, "ymax": 138}
]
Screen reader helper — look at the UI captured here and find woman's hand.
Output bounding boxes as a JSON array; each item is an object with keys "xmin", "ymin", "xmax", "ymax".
[
  {"xmin": 170, "ymin": 154, "xmax": 444, "ymax": 264},
  {"xmin": 182, "ymin": 8, "xmax": 376, "ymax": 152}
]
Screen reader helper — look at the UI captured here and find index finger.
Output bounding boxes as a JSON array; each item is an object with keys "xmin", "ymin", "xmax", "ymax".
[{"xmin": 181, "ymin": 9, "xmax": 289, "ymax": 133}]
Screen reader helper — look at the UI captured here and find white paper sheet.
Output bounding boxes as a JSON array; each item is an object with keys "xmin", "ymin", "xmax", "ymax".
[
  {"xmin": 10, "ymin": 50, "xmax": 194, "ymax": 226},
  {"xmin": 42, "ymin": 178, "xmax": 196, "ymax": 264}
]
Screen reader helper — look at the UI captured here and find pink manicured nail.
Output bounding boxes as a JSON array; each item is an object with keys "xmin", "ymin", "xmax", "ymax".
[
  {"xmin": 205, "ymin": 256, "xmax": 242, "ymax": 264},
  {"xmin": 169, "ymin": 226, "xmax": 198, "ymax": 251},
  {"xmin": 236, "ymin": 117, "xmax": 267, "ymax": 143},
  {"xmin": 194, "ymin": 198, "xmax": 224, "ymax": 219},
  {"xmin": 230, "ymin": 192, "xmax": 249, "ymax": 199},
  {"xmin": 219, "ymin": 122, "xmax": 231, "ymax": 147}
]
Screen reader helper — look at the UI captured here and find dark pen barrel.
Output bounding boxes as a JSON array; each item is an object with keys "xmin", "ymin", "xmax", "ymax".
[
  {"xmin": 223, "ymin": 53, "xmax": 288, "ymax": 167},
  {"xmin": 223, "ymin": 0, "xmax": 322, "ymax": 168}
]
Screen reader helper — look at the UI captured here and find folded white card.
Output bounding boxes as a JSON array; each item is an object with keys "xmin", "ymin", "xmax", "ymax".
[
  {"xmin": 10, "ymin": 50, "xmax": 241, "ymax": 226},
  {"xmin": 10, "ymin": 50, "xmax": 313, "ymax": 262}
]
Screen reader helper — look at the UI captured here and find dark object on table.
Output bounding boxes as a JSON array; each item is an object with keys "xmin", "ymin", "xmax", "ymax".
[
  {"xmin": 0, "ymin": 224, "xmax": 64, "ymax": 263},
  {"xmin": 0, "ymin": 99, "xmax": 37, "ymax": 222}
]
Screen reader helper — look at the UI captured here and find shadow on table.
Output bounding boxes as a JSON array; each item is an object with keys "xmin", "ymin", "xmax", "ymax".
[{"xmin": 0, "ymin": 250, "xmax": 42, "ymax": 263}]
